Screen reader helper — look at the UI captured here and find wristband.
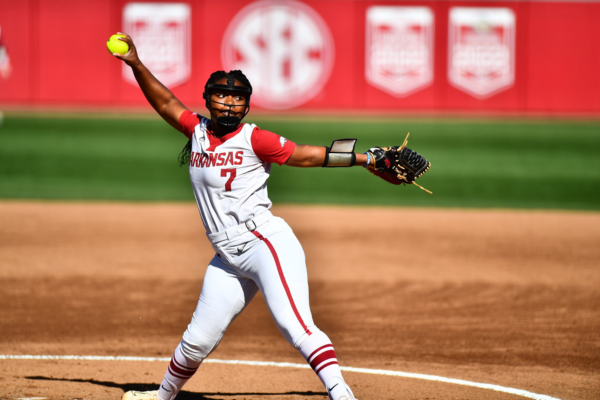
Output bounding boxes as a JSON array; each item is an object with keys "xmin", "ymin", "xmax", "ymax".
[
  {"xmin": 364, "ymin": 152, "xmax": 371, "ymax": 168},
  {"xmin": 322, "ymin": 139, "xmax": 358, "ymax": 167}
]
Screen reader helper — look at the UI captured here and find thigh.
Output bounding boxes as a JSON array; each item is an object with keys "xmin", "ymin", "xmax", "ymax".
[
  {"xmin": 244, "ymin": 219, "xmax": 315, "ymax": 347},
  {"xmin": 183, "ymin": 255, "xmax": 259, "ymax": 350}
]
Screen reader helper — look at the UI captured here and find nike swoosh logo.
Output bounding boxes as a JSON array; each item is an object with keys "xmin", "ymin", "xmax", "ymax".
[
  {"xmin": 328, "ymin": 383, "xmax": 339, "ymax": 392},
  {"xmin": 161, "ymin": 385, "xmax": 172, "ymax": 392}
]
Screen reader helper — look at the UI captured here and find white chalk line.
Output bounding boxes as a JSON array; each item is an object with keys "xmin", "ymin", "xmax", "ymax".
[{"xmin": 0, "ymin": 355, "xmax": 561, "ymax": 400}]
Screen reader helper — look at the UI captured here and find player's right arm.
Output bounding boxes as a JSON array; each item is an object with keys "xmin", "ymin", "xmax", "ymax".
[{"xmin": 111, "ymin": 33, "xmax": 187, "ymax": 132}]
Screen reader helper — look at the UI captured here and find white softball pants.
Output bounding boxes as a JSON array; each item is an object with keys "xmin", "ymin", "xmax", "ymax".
[{"xmin": 180, "ymin": 216, "xmax": 317, "ymax": 362}]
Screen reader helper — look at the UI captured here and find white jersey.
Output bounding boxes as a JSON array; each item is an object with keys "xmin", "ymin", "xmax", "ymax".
[
  {"xmin": 159, "ymin": 112, "xmax": 355, "ymax": 400},
  {"xmin": 179, "ymin": 111, "xmax": 295, "ymax": 235}
]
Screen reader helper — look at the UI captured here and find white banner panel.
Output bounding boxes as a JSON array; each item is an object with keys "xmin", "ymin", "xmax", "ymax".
[
  {"xmin": 448, "ymin": 7, "xmax": 515, "ymax": 99},
  {"xmin": 366, "ymin": 6, "xmax": 434, "ymax": 98},
  {"xmin": 123, "ymin": 2, "xmax": 191, "ymax": 88}
]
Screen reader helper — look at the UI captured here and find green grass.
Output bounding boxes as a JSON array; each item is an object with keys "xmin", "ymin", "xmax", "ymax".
[{"xmin": 0, "ymin": 114, "xmax": 599, "ymax": 210}]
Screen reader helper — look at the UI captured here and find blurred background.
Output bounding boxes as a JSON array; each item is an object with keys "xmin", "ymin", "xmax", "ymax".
[
  {"xmin": 0, "ymin": 0, "xmax": 599, "ymax": 209},
  {"xmin": 2, "ymin": 5, "xmax": 600, "ymax": 400}
]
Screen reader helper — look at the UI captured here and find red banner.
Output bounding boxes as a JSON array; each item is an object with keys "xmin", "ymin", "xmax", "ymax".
[{"xmin": 0, "ymin": 0, "xmax": 598, "ymax": 113}]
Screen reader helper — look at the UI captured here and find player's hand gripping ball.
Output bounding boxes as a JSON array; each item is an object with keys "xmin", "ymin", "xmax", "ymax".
[{"xmin": 106, "ymin": 34, "xmax": 129, "ymax": 55}]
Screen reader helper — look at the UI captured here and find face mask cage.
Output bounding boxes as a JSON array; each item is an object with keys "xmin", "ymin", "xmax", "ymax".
[{"xmin": 203, "ymin": 76, "xmax": 252, "ymax": 135}]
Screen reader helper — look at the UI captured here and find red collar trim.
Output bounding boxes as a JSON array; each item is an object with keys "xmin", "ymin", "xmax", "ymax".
[{"xmin": 206, "ymin": 123, "xmax": 244, "ymax": 151}]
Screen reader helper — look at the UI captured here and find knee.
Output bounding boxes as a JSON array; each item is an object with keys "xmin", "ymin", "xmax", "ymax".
[
  {"xmin": 180, "ymin": 319, "xmax": 224, "ymax": 363},
  {"xmin": 179, "ymin": 337, "xmax": 210, "ymax": 363}
]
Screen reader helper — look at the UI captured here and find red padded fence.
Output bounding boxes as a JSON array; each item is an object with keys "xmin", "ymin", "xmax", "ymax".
[{"xmin": 0, "ymin": 0, "xmax": 598, "ymax": 114}]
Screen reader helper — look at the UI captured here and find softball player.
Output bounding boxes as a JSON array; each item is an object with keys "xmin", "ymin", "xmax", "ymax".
[{"xmin": 113, "ymin": 33, "xmax": 367, "ymax": 400}]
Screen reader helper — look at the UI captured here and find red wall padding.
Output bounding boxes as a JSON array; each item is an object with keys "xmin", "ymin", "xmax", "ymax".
[{"xmin": 0, "ymin": 0, "xmax": 598, "ymax": 113}]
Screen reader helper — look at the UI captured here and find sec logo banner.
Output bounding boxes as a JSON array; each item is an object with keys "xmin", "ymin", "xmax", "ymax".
[
  {"xmin": 222, "ymin": 0, "xmax": 334, "ymax": 109},
  {"xmin": 366, "ymin": 6, "xmax": 434, "ymax": 98},
  {"xmin": 448, "ymin": 7, "xmax": 516, "ymax": 99},
  {"xmin": 122, "ymin": 3, "xmax": 191, "ymax": 88}
]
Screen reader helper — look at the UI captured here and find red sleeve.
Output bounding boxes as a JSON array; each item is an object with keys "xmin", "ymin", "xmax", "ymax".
[
  {"xmin": 251, "ymin": 127, "xmax": 296, "ymax": 165},
  {"xmin": 178, "ymin": 110, "xmax": 201, "ymax": 139}
]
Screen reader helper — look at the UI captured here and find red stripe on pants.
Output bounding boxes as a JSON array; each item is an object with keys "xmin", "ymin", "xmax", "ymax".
[
  {"xmin": 309, "ymin": 349, "xmax": 337, "ymax": 371},
  {"xmin": 307, "ymin": 344, "xmax": 332, "ymax": 362},
  {"xmin": 168, "ymin": 366, "xmax": 188, "ymax": 380},
  {"xmin": 252, "ymin": 230, "xmax": 311, "ymax": 335},
  {"xmin": 169, "ymin": 359, "xmax": 197, "ymax": 379},
  {"xmin": 315, "ymin": 360, "xmax": 339, "ymax": 374}
]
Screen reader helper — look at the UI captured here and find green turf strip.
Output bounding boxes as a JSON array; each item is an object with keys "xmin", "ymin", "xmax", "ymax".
[{"xmin": 0, "ymin": 114, "xmax": 599, "ymax": 210}]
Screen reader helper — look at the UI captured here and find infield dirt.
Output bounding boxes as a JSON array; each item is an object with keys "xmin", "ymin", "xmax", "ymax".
[{"xmin": 1, "ymin": 202, "xmax": 599, "ymax": 400}]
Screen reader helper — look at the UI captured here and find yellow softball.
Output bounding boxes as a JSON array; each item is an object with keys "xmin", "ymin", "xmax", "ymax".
[{"xmin": 106, "ymin": 34, "xmax": 129, "ymax": 55}]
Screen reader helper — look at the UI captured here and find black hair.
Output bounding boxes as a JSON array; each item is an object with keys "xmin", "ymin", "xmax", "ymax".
[
  {"xmin": 179, "ymin": 70, "xmax": 253, "ymax": 167},
  {"xmin": 179, "ymin": 140, "xmax": 192, "ymax": 167},
  {"xmin": 204, "ymin": 70, "xmax": 253, "ymax": 99}
]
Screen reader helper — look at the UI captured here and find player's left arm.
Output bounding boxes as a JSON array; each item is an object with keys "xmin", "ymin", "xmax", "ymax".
[
  {"xmin": 286, "ymin": 136, "xmax": 432, "ymax": 193},
  {"xmin": 253, "ymin": 130, "xmax": 369, "ymax": 168},
  {"xmin": 285, "ymin": 144, "xmax": 369, "ymax": 168}
]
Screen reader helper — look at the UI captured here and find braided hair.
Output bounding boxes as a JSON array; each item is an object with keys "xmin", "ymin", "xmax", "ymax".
[
  {"xmin": 179, "ymin": 70, "xmax": 253, "ymax": 167},
  {"xmin": 203, "ymin": 70, "xmax": 252, "ymax": 106},
  {"xmin": 178, "ymin": 140, "xmax": 193, "ymax": 167}
]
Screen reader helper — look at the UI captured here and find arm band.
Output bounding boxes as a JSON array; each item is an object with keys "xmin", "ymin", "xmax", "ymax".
[{"xmin": 322, "ymin": 138, "xmax": 357, "ymax": 167}]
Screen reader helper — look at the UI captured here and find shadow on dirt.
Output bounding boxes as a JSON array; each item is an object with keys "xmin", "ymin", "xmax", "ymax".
[{"xmin": 26, "ymin": 376, "xmax": 327, "ymax": 398}]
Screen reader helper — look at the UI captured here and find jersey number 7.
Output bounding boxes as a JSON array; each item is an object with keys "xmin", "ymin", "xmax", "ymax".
[{"xmin": 221, "ymin": 169, "xmax": 237, "ymax": 191}]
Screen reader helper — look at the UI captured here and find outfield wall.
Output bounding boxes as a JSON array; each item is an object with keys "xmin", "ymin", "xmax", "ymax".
[{"xmin": 0, "ymin": 0, "xmax": 598, "ymax": 114}]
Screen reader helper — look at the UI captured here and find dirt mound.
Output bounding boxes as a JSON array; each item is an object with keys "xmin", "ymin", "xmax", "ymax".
[{"xmin": 1, "ymin": 202, "xmax": 598, "ymax": 399}]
